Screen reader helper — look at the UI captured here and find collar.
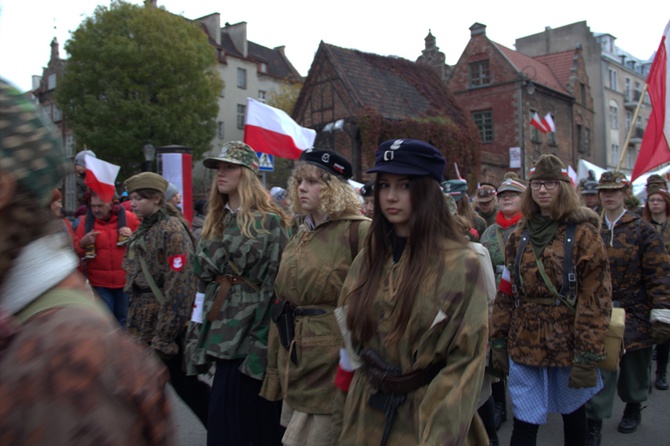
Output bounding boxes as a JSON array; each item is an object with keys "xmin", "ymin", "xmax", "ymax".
[
  {"xmin": 604, "ymin": 209, "xmax": 627, "ymax": 229},
  {"xmin": 0, "ymin": 234, "xmax": 79, "ymax": 315}
]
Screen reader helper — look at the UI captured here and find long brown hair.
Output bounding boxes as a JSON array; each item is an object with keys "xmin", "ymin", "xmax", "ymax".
[
  {"xmin": 521, "ymin": 181, "xmax": 582, "ymax": 221},
  {"xmin": 201, "ymin": 167, "xmax": 290, "ymax": 239},
  {"xmin": 643, "ymin": 192, "xmax": 670, "ymax": 222},
  {"xmin": 346, "ymin": 175, "xmax": 465, "ymax": 345}
]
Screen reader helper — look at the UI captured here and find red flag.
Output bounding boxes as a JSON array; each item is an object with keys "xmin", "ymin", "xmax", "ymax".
[
  {"xmin": 84, "ymin": 155, "xmax": 120, "ymax": 203},
  {"xmin": 632, "ymin": 21, "xmax": 670, "ymax": 181},
  {"xmin": 244, "ymin": 98, "xmax": 316, "ymax": 159},
  {"xmin": 531, "ymin": 112, "xmax": 549, "ymax": 134},
  {"xmin": 541, "ymin": 113, "xmax": 556, "ymax": 133}
]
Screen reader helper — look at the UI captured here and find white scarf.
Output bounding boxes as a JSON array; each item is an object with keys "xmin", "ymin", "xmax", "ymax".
[{"xmin": 0, "ymin": 233, "xmax": 79, "ymax": 315}]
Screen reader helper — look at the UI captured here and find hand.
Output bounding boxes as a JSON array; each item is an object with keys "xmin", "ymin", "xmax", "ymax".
[
  {"xmin": 652, "ymin": 321, "xmax": 670, "ymax": 345},
  {"xmin": 491, "ymin": 348, "xmax": 509, "ymax": 375},
  {"xmin": 118, "ymin": 226, "xmax": 132, "ymax": 237},
  {"xmin": 569, "ymin": 363, "xmax": 598, "ymax": 388},
  {"xmin": 79, "ymin": 230, "xmax": 100, "ymax": 248}
]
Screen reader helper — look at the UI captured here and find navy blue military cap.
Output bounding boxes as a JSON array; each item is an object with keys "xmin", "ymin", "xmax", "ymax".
[
  {"xmin": 366, "ymin": 139, "xmax": 445, "ymax": 183},
  {"xmin": 360, "ymin": 180, "xmax": 374, "ymax": 197},
  {"xmin": 299, "ymin": 149, "xmax": 353, "ymax": 180}
]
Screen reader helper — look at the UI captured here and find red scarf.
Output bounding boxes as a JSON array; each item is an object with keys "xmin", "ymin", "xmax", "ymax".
[{"xmin": 496, "ymin": 210, "xmax": 522, "ymax": 229}]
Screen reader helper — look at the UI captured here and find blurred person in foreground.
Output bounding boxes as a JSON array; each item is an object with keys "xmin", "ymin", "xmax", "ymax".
[{"xmin": 0, "ymin": 78, "xmax": 173, "ymax": 445}]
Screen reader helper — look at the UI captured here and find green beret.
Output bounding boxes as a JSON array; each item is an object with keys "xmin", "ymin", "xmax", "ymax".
[{"xmin": 124, "ymin": 172, "xmax": 168, "ymax": 194}]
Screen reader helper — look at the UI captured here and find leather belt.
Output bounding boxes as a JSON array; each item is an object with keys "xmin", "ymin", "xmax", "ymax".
[
  {"xmin": 362, "ymin": 360, "xmax": 445, "ymax": 395},
  {"xmin": 207, "ymin": 274, "xmax": 245, "ymax": 322},
  {"xmin": 215, "ymin": 274, "xmax": 245, "ymax": 286},
  {"xmin": 518, "ymin": 296, "xmax": 560, "ymax": 306},
  {"xmin": 293, "ymin": 307, "xmax": 326, "ymax": 317}
]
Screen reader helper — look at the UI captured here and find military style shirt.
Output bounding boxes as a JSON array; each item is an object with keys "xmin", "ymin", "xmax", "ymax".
[
  {"xmin": 491, "ymin": 209, "xmax": 612, "ymax": 367},
  {"xmin": 196, "ymin": 209, "xmax": 288, "ymax": 380},
  {"xmin": 480, "ymin": 219, "xmax": 520, "ymax": 286},
  {"xmin": 123, "ymin": 208, "xmax": 196, "ymax": 355},
  {"xmin": 260, "ymin": 215, "xmax": 370, "ymax": 414},
  {"xmin": 602, "ymin": 211, "xmax": 670, "ymax": 351},
  {"xmin": 337, "ymin": 239, "xmax": 489, "ymax": 445}
]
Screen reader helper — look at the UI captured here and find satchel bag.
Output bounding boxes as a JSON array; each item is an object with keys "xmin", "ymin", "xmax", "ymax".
[{"xmin": 598, "ymin": 307, "xmax": 626, "ymax": 371}]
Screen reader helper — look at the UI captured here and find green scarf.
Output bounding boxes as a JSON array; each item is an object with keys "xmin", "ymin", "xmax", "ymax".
[{"xmin": 526, "ymin": 215, "xmax": 559, "ymax": 257}]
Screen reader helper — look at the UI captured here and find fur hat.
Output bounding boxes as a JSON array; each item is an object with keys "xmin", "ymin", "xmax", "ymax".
[
  {"xmin": 124, "ymin": 172, "xmax": 168, "ymax": 195},
  {"xmin": 0, "ymin": 78, "xmax": 70, "ymax": 205},
  {"xmin": 203, "ymin": 141, "xmax": 260, "ymax": 173},
  {"xmin": 497, "ymin": 172, "xmax": 527, "ymax": 194},
  {"xmin": 596, "ymin": 171, "xmax": 629, "ymax": 190},
  {"xmin": 529, "ymin": 154, "xmax": 570, "ymax": 183},
  {"xmin": 367, "ymin": 139, "xmax": 445, "ymax": 183}
]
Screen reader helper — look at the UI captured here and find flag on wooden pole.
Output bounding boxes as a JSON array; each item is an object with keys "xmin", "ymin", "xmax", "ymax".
[{"xmin": 632, "ymin": 20, "xmax": 670, "ymax": 181}]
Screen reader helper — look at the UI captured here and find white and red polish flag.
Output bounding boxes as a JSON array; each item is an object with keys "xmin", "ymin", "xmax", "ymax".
[
  {"xmin": 531, "ymin": 112, "xmax": 549, "ymax": 134},
  {"xmin": 632, "ymin": 20, "xmax": 670, "ymax": 181},
  {"xmin": 84, "ymin": 154, "xmax": 119, "ymax": 203},
  {"xmin": 541, "ymin": 113, "xmax": 556, "ymax": 133},
  {"xmin": 244, "ymin": 98, "xmax": 316, "ymax": 159}
]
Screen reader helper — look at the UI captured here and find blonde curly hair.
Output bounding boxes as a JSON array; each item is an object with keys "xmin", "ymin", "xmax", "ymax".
[{"xmin": 287, "ymin": 163, "xmax": 361, "ymax": 218}]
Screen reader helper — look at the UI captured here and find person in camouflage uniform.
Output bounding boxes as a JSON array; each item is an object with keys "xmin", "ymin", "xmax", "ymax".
[
  {"xmin": 123, "ymin": 171, "xmax": 210, "ymax": 427},
  {"xmin": 475, "ymin": 183, "xmax": 499, "ymax": 229},
  {"xmin": 195, "ymin": 142, "xmax": 290, "ymax": 445},
  {"xmin": 479, "ymin": 172, "xmax": 527, "ymax": 432},
  {"xmin": 0, "ymin": 78, "xmax": 174, "ymax": 445},
  {"xmin": 584, "ymin": 171, "xmax": 670, "ymax": 444},
  {"xmin": 490, "ymin": 155, "xmax": 612, "ymax": 446},
  {"xmin": 642, "ymin": 174, "xmax": 670, "ymax": 391},
  {"xmin": 259, "ymin": 149, "xmax": 370, "ymax": 446},
  {"xmin": 336, "ymin": 139, "xmax": 489, "ymax": 446}
]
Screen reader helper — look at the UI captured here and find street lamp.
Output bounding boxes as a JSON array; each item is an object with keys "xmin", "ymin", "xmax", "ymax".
[{"xmin": 143, "ymin": 140, "xmax": 156, "ymax": 172}]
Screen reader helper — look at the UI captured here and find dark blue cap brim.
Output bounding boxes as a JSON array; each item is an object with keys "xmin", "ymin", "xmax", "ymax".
[{"xmin": 366, "ymin": 164, "xmax": 437, "ymax": 180}]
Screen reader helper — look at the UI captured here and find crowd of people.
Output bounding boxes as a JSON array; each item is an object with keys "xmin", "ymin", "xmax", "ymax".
[{"xmin": 2, "ymin": 74, "xmax": 670, "ymax": 446}]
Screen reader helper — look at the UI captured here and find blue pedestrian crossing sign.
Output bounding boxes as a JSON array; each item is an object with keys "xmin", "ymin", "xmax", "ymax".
[{"xmin": 257, "ymin": 152, "xmax": 274, "ymax": 172}]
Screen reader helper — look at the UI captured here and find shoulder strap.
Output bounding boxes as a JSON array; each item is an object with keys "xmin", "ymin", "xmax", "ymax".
[
  {"xmin": 513, "ymin": 229, "xmax": 530, "ymax": 300},
  {"xmin": 15, "ymin": 289, "xmax": 107, "ymax": 325},
  {"xmin": 349, "ymin": 220, "xmax": 361, "ymax": 260},
  {"xmin": 138, "ymin": 252, "xmax": 166, "ymax": 305},
  {"xmin": 561, "ymin": 223, "xmax": 577, "ymax": 305}
]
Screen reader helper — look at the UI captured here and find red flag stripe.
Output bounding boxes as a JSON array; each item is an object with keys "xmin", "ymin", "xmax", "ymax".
[
  {"xmin": 244, "ymin": 125, "xmax": 305, "ymax": 159},
  {"xmin": 85, "ymin": 170, "xmax": 117, "ymax": 203}
]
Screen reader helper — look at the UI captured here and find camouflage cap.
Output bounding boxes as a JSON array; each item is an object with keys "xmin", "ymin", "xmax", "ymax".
[
  {"xmin": 203, "ymin": 141, "xmax": 259, "ymax": 173},
  {"xmin": 529, "ymin": 154, "xmax": 570, "ymax": 183},
  {"xmin": 646, "ymin": 174, "xmax": 668, "ymax": 188},
  {"xmin": 596, "ymin": 171, "xmax": 629, "ymax": 190},
  {"xmin": 0, "ymin": 78, "xmax": 70, "ymax": 205},
  {"xmin": 647, "ymin": 183, "xmax": 670, "ymax": 200},
  {"xmin": 124, "ymin": 172, "xmax": 168, "ymax": 195}
]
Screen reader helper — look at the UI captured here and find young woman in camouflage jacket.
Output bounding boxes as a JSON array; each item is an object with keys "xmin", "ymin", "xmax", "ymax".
[
  {"xmin": 197, "ymin": 142, "xmax": 290, "ymax": 445},
  {"xmin": 490, "ymin": 155, "xmax": 612, "ymax": 446},
  {"xmin": 260, "ymin": 149, "xmax": 370, "ymax": 446},
  {"xmin": 336, "ymin": 139, "xmax": 490, "ymax": 446}
]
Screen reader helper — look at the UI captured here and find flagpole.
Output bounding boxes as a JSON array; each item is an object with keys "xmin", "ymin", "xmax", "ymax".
[{"xmin": 615, "ymin": 83, "xmax": 649, "ymax": 172}]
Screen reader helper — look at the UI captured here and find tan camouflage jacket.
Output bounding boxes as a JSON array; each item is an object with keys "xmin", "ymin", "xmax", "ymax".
[
  {"xmin": 260, "ymin": 215, "xmax": 370, "ymax": 414},
  {"xmin": 602, "ymin": 211, "xmax": 670, "ymax": 351},
  {"xmin": 491, "ymin": 208, "xmax": 612, "ymax": 367},
  {"xmin": 336, "ymin": 239, "xmax": 489, "ymax": 446},
  {"xmin": 196, "ymin": 209, "xmax": 289, "ymax": 380},
  {"xmin": 0, "ymin": 274, "xmax": 174, "ymax": 445},
  {"xmin": 123, "ymin": 207, "xmax": 196, "ymax": 355}
]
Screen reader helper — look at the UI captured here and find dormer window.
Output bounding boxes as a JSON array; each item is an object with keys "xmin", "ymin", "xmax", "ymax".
[{"xmin": 259, "ymin": 63, "xmax": 268, "ymax": 73}]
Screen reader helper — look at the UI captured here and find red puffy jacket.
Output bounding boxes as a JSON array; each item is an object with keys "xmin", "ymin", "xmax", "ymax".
[{"xmin": 74, "ymin": 209, "xmax": 140, "ymax": 288}]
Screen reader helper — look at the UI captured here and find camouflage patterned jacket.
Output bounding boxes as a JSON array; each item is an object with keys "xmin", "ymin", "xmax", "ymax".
[
  {"xmin": 196, "ymin": 209, "xmax": 289, "ymax": 380},
  {"xmin": 491, "ymin": 208, "xmax": 612, "ymax": 367},
  {"xmin": 480, "ymin": 219, "xmax": 520, "ymax": 286},
  {"xmin": 337, "ymin": 239, "xmax": 489, "ymax": 445},
  {"xmin": 649, "ymin": 219, "xmax": 670, "ymax": 255},
  {"xmin": 123, "ymin": 207, "xmax": 196, "ymax": 355},
  {"xmin": 602, "ymin": 211, "xmax": 670, "ymax": 351},
  {"xmin": 260, "ymin": 215, "xmax": 370, "ymax": 414}
]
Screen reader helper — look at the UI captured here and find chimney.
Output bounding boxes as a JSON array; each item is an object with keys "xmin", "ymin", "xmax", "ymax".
[{"xmin": 470, "ymin": 23, "xmax": 487, "ymax": 37}]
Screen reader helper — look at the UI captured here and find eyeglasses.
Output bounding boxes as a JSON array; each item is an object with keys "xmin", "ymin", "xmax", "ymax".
[
  {"xmin": 648, "ymin": 198, "xmax": 665, "ymax": 204},
  {"xmin": 498, "ymin": 192, "xmax": 521, "ymax": 200},
  {"xmin": 529, "ymin": 180, "xmax": 559, "ymax": 191}
]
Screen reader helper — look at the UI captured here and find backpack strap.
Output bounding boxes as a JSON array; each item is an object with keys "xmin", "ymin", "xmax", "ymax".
[
  {"xmin": 15, "ymin": 289, "xmax": 108, "ymax": 325},
  {"xmin": 561, "ymin": 223, "xmax": 578, "ymax": 307},
  {"xmin": 513, "ymin": 229, "xmax": 530, "ymax": 307},
  {"xmin": 349, "ymin": 220, "xmax": 361, "ymax": 260}
]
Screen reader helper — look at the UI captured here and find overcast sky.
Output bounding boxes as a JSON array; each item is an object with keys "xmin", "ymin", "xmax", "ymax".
[{"xmin": 1, "ymin": 0, "xmax": 667, "ymax": 92}]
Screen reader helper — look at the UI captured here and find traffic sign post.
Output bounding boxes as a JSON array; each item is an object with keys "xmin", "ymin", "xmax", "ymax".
[{"xmin": 257, "ymin": 152, "xmax": 274, "ymax": 172}]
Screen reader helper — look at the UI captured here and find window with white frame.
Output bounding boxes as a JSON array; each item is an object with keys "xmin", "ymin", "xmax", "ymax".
[
  {"xmin": 608, "ymin": 68, "xmax": 618, "ymax": 91},
  {"xmin": 627, "ymin": 146, "xmax": 636, "ymax": 168},
  {"xmin": 469, "ymin": 60, "xmax": 490, "ymax": 87},
  {"xmin": 48, "ymin": 73, "xmax": 57, "ymax": 90},
  {"xmin": 237, "ymin": 68, "xmax": 247, "ymax": 89},
  {"xmin": 258, "ymin": 90, "xmax": 267, "ymax": 103},
  {"xmin": 609, "ymin": 105, "xmax": 619, "ymax": 129},
  {"xmin": 612, "ymin": 144, "xmax": 620, "ymax": 164},
  {"xmin": 626, "ymin": 110, "xmax": 633, "ymax": 131},
  {"xmin": 584, "ymin": 128, "xmax": 590, "ymax": 155},
  {"xmin": 237, "ymin": 104, "xmax": 246, "ymax": 129},
  {"xmin": 472, "ymin": 110, "xmax": 493, "ymax": 142}
]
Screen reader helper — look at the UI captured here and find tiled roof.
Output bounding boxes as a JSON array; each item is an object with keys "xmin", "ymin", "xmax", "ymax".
[
  {"xmin": 220, "ymin": 33, "xmax": 300, "ymax": 82},
  {"xmin": 534, "ymin": 50, "xmax": 578, "ymax": 90},
  {"xmin": 323, "ymin": 43, "xmax": 468, "ymax": 123},
  {"xmin": 494, "ymin": 42, "xmax": 571, "ymax": 96}
]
